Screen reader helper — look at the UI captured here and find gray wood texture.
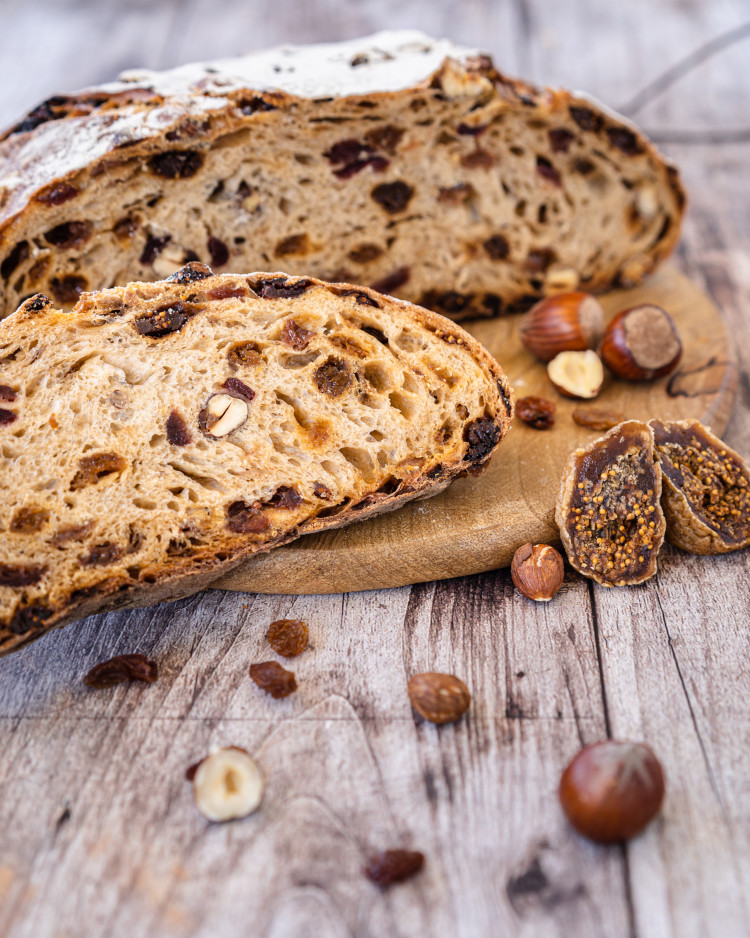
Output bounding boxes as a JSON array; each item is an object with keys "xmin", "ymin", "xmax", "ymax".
[{"xmin": 1, "ymin": 1, "xmax": 750, "ymax": 935}]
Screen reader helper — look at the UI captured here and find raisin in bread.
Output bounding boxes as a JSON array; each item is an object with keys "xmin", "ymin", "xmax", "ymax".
[
  {"xmin": 0, "ymin": 31, "xmax": 684, "ymax": 322},
  {"xmin": 0, "ymin": 263, "xmax": 512, "ymax": 655}
]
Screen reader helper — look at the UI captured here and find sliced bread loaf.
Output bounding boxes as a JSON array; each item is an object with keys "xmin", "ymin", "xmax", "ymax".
[
  {"xmin": 0, "ymin": 263, "xmax": 512, "ymax": 655},
  {"xmin": 0, "ymin": 31, "xmax": 684, "ymax": 321}
]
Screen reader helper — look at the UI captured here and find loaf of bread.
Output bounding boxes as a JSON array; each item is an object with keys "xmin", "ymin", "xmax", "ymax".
[
  {"xmin": 0, "ymin": 31, "xmax": 684, "ymax": 322},
  {"xmin": 0, "ymin": 263, "xmax": 512, "ymax": 655}
]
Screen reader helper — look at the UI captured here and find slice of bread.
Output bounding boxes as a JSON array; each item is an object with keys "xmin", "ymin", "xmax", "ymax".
[
  {"xmin": 0, "ymin": 31, "xmax": 684, "ymax": 322},
  {"xmin": 0, "ymin": 263, "xmax": 512, "ymax": 655}
]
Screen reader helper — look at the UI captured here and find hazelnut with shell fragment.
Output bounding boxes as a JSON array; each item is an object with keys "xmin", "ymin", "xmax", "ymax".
[
  {"xmin": 520, "ymin": 292, "xmax": 604, "ymax": 362},
  {"xmin": 548, "ymin": 349, "xmax": 604, "ymax": 399},
  {"xmin": 192, "ymin": 747, "xmax": 264, "ymax": 822},
  {"xmin": 511, "ymin": 543, "xmax": 564, "ymax": 601},
  {"xmin": 600, "ymin": 305, "xmax": 682, "ymax": 381}
]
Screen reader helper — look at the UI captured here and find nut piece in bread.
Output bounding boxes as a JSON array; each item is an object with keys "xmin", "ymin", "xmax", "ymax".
[
  {"xmin": 0, "ymin": 31, "xmax": 684, "ymax": 321},
  {"xmin": 0, "ymin": 264, "xmax": 512, "ymax": 655}
]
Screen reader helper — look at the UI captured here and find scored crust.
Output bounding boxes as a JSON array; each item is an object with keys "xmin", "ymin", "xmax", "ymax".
[
  {"xmin": 0, "ymin": 31, "xmax": 685, "ymax": 321},
  {"xmin": 0, "ymin": 263, "xmax": 512, "ymax": 655}
]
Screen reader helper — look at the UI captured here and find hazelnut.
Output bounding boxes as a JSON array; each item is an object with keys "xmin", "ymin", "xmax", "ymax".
[
  {"xmin": 547, "ymin": 350, "xmax": 604, "ymax": 399},
  {"xmin": 192, "ymin": 747, "xmax": 264, "ymax": 822},
  {"xmin": 520, "ymin": 292, "xmax": 604, "ymax": 362},
  {"xmin": 407, "ymin": 672, "xmax": 471, "ymax": 724},
  {"xmin": 559, "ymin": 740, "xmax": 665, "ymax": 844},
  {"xmin": 200, "ymin": 393, "xmax": 248, "ymax": 436},
  {"xmin": 600, "ymin": 305, "xmax": 682, "ymax": 381},
  {"xmin": 510, "ymin": 543, "xmax": 564, "ymax": 601}
]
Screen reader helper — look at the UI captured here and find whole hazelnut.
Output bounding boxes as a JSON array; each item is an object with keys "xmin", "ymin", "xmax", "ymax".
[
  {"xmin": 559, "ymin": 740, "xmax": 665, "ymax": 844},
  {"xmin": 600, "ymin": 304, "xmax": 682, "ymax": 381},
  {"xmin": 520, "ymin": 292, "xmax": 605, "ymax": 362},
  {"xmin": 407, "ymin": 672, "xmax": 471, "ymax": 724},
  {"xmin": 547, "ymin": 349, "xmax": 604, "ymax": 399},
  {"xmin": 511, "ymin": 543, "xmax": 564, "ymax": 601}
]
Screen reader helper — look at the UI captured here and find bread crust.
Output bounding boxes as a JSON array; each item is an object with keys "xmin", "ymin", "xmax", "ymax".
[
  {"xmin": 0, "ymin": 31, "xmax": 685, "ymax": 320},
  {"xmin": 0, "ymin": 264, "xmax": 512, "ymax": 655}
]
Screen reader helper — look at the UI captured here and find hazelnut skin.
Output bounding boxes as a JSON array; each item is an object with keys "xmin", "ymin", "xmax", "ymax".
[
  {"xmin": 511, "ymin": 543, "xmax": 564, "ymax": 601},
  {"xmin": 600, "ymin": 305, "xmax": 682, "ymax": 381},
  {"xmin": 520, "ymin": 292, "xmax": 605, "ymax": 362},
  {"xmin": 559, "ymin": 740, "xmax": 665, "ymax": 844}
]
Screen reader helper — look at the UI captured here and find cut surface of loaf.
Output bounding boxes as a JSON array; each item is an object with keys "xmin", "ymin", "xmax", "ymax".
[
  {"xmin": 0, "ymin": 263, "xmax": 512, "ymax": 655},
  {"xmin": 0, "ymin": 31, "xmax": 684, "ymax": 321}
]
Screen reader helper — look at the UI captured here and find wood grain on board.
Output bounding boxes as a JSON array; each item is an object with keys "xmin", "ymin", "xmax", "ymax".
[
  {"xmin": 217, "ymin": 266, "xmax": 737, "ymax": 594},
  {"xmin": 1, "ymin": 1, "xmax": 750, "ymax": 937}
]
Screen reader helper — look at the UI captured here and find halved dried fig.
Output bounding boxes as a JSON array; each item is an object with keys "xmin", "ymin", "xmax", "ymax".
[
  {"xmin": 555, "ymin": 420, "xmax": 666, "ymax": 586},
  {"xmin": 650, "ymin": 418, "xmax": 750, "ymax": 554}
]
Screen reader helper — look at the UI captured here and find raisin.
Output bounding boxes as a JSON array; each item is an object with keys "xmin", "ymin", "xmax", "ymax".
[
  {"xmin": 483, "ymin": 235, "xmax": 510, "ymax": 260},
  {"xmin": 0, "ymin": 409, "xmax": 17, "ymax": 426},
  {"xmin": 113, "ymin": 216, "xmax": 139, "ymax": 240},
  {"xmin": 139, "ymin": 234, "xmax": 171, "ymax": 265},
  {"xmin": 348, "ymin": 243, "xmax": 383, "ymax": 264},
  {"xmin": 209, "ymin": 284, "xmax": 246, "ymax": 301},
  {"xmin": 207, "ymin": 236, "xmax": 229, "ymax": 267},
  {"xmin": 10, "ymin": 506, "xmax": 49, "ymax": 532},
  {"xmin": 166, "ymin": 411, "xmax": 192, "ymax": 445},
  {"xmin": 572, "ymin": 407, "xmax": 624, "ymax": 431},
  {"xmin": 463, "ymin": 417, "xmax": 501, "ymax": 461},
  {"xmin": 329, "ymin": 335, "xmax": 366, "ymax": 358},
  {"xmin": 313, "ymin": 482, "xmax": 334, "ymax": 500},
  {"xmin": 1, "ymin": 241, "xmax": 29, "ymax": 280},
  {"xmin": 516, "ymin": 396, "xmax": 556, "ymax": 429},
  {"xmin": 364, "ymin": 850, "xmax": 425, "ymax": 887},
  {"xmin": 226, "ymin": 501, "xmax": 269, "ymax": 534},
  {"xmin": 536, "ymin": 156, "xmax": 562, "ymax": 187},
  {"xmin": 371, "ymin": 181, "xmax": 414, "ymax": 214},
  {"xmin": 238, "ymin": 96, "xmax": 278, "ymax": 114},
  {"xmin": 50, "ymin": 522, "xmax": 94, "ymax": 546},
  {"xmin": 555, "ymin": 420, "xmax": 666, "ymax": 586},
  {"xmin": 83, "ymin": 654, "xmax": 158, "ymax": 688},
  {"xmin": 570, "ymin": 106, "xmax": 603, "ymax": 132},
  {"xmin": 255, "ymin": 276, "xmax": 312, "ymax": 299},
  {"xmin": 549, "ymin": 128, "xmax": 575, "ymax": 153},
  {"xmin": 228, "ymin": 341, "xmax": 263, "ymax": 367},
  {"xmin": 11, "ymin": 98, "xmax": 66, "ymax": 135},
  {"xmin": 460, "ymin": 149, "xmax": 496, "ymax": 169},
  {"xmin": 148, "ymin": 150, "xmax": 204, "ymax": 179},
  {"xmin": 249, "ymin": 661, "xmax": 297, "ymax": 698},
  {"xmin": 457, "ymin": 122, "xmax": 486, "ymax": 136},
  {"xmin": 0, "ymin": 563, "xmax": 46, "ymax": 587},
  {"xmin": 324, "ymin": 139, "xmax": 389, "ymax": 178},
  {"xmin": 8, "ymin": 604, "xmax": 52, "ymax": 635},
  {"xmin": 70, "ymin": 453, "xmax": 126, "ymax": 490},
  {"xmin": 281, "ymin": 318, "xmax": 314, "ymax": 350},
  {"xmin": 50, "ymin": 275, "xmax": 88, "ymax": 304},
  {"xmin": 266, "ymin": 619, "xmax": 309, "ymax": 657},
  {"xmin": 438, "ymin": 183, "xmax": 474, "ymax": 205},
  {"xmin": 314, "ymin": 357, "xmax": 351, "ymax": 396},
  {"xmin": 607, "ymin": 127, "xmax": 642, "ymax": 155},
  {"xmin": 421, "ymin": 290, "xmax": 470, "ymax": 315},
  {"xmin": 364, "ymin": 124, "xmax": 404, "ymax": 153},
  {"xmin": 331, "ymin": 287, "xmax": 380, "ymax": 308},
  {"xmin": 526, "ymin": 248, "xmax": 556, "ymax": 273},
  {"xmin": 222, "ymin": 377, "xmax": 255, "ymax": 402},
  {"xmin": 135, "ymin": 301, "xmax": 191, "ymax": 337},
  {"xmin": 35, "ymin": 183, "xmax": 79, "ymax": 206},
  {"xmin": 268, "ymin": 485, "xmax": 303, "ymax": 510},
  {"xmin": 81, "ymin": 542, "xmax": 121, "ymax": 566},
  {"xmin": 44, "ymin": 221, "xmax": 91, "ymax": 250},
  {"xmin": 370, "ymin": 267, "xmax": 410, "ymax": 295}
]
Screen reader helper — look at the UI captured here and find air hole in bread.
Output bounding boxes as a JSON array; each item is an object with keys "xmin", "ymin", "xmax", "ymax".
[
  {"xmin": 279, "ymin": 352, "xmax": 320, "ymax": 369},
  {"xmin": 133, "ymin": 497, "xmax": 157, "ymax": 510},
  {"xmin": 340, "ymin": 446, "xmax": 377, "ymax": 482},
  {"xmin": 389, "ymin": 390, "xmax": 416, "ymax": 419},
  {"xmin": 363, "ymin": 363, "xmax": 391, "ymax": 391}
]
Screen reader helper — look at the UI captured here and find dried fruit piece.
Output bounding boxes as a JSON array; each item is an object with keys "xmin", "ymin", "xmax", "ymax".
[
  {"xmin": 407, "ymin": 672, "xmax": 471, "ymax": 724},
  {"xmin": 314, "ymin": 357, "xmax": 351, "ymax": 396},
  {"xmin": 516, "ymin": 396, "xmax": 555, "ymax": 430},
  {"xmin": 548, "ymin": 350, "xmax": 604, "ymax": 399},
  {"xmin": 226, "ymin": 500, "xmax": 269, "ymax": 534},
  {"xmin": 250, "ymin": 661, "xmax": 297, "ymax": 698},
  {"xmin": 222, "ymin": 377, "xmax": 255, "ymax": 402},
  {"xmin": 463, "ymin": 417, "xmax": 502, "ymax": 462},
  {"xmin": 50, "ymin": 274, "xmax": 87, "ymax": 304},
  {"xmin": 70, "ymin": 452, "xmax": 126, "ymax": 490},
  {"xmin": 0, "ymin": 563, "xmax": 46, "ymax": 587},
  {"xmin": 135, "ymin": 301, "xmax": 191, "ymax": 337},
  {"xmin": 207, "ymin": 235, "xmax": 229, "ymax": 267},
  {"xmin": 650, "ymin": 418, "xmax": 750, "ymax": 554},
  {"xmin": 559, "ymin": 740, "xmax": 665, "ymax": 843},
  {"xmin": 192, "ymin": 747, "xmax": 264, "ymax": 822},
  {"xmin": 83, "ymin": 653, "xmax": 158, "ymax": 688},
  {"xmin": 11, "ymin": 506, "xmax": 50, "ymax": 532},
  {"xmin": 81, "ymin": 542, "xmax": 121, "ymax": 566},
  {"xmin": 371, "ymin": 180, "xmax": 414, "ymax": 213},
  {"xmin": 600, "ymin": 305, "xmax": 682, "ymax": 381},
  {"xmin": 511, "ymin": 543, "xmax": 564, "ymax": 601},
  {"xmin": 228, "ymin": 341, "xmax": 262, "ymax": 368},
  {"xmin": 520, "ymin": 293, "xmax": 604, "ymax": 362},
  {"xmin": 266, "ymin": 619, "xmax": 309, "ymax": 657},
  {"xmin": 148, "ymin": 150, "xmax": 203, "ymax": 179},
  {"xmin": 0, "ymin": 409, "xmax": 18, "ymax": 426},
  {"xmin": 166, "ymin": 410, "xmax": 192, "ymax": 446},
  {"xmin": 572, "ymin": 407, "xmax": 625, "ymax": 431},
  {"xmin": 555, "ymin": 420, "xmax": 666, "ymax": 586},
  {"xmin": 364, "ymin": 849, "xmax": 425, "ymax": 887},
  {"xmin": 281, "ymin": 318, "xmax": 315, "ymax": 350},
  {"xmin": 267, "ymin": 485, "xmax": 303, "ymax": 510},
  {"xmin": 44, "ymin": 221, "xmax": 92, "ymax": 250}
]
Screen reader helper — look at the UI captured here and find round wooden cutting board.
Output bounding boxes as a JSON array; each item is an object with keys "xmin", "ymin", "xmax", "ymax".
[{"xmin": 214, "ymin": 267, "xmax": 737, "ymax": 595}]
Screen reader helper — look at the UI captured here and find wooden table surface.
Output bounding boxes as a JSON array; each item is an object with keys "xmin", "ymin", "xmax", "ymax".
[{"xmin": 1, "ymin": 2, "xmax": 749, "ymax": 936}]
